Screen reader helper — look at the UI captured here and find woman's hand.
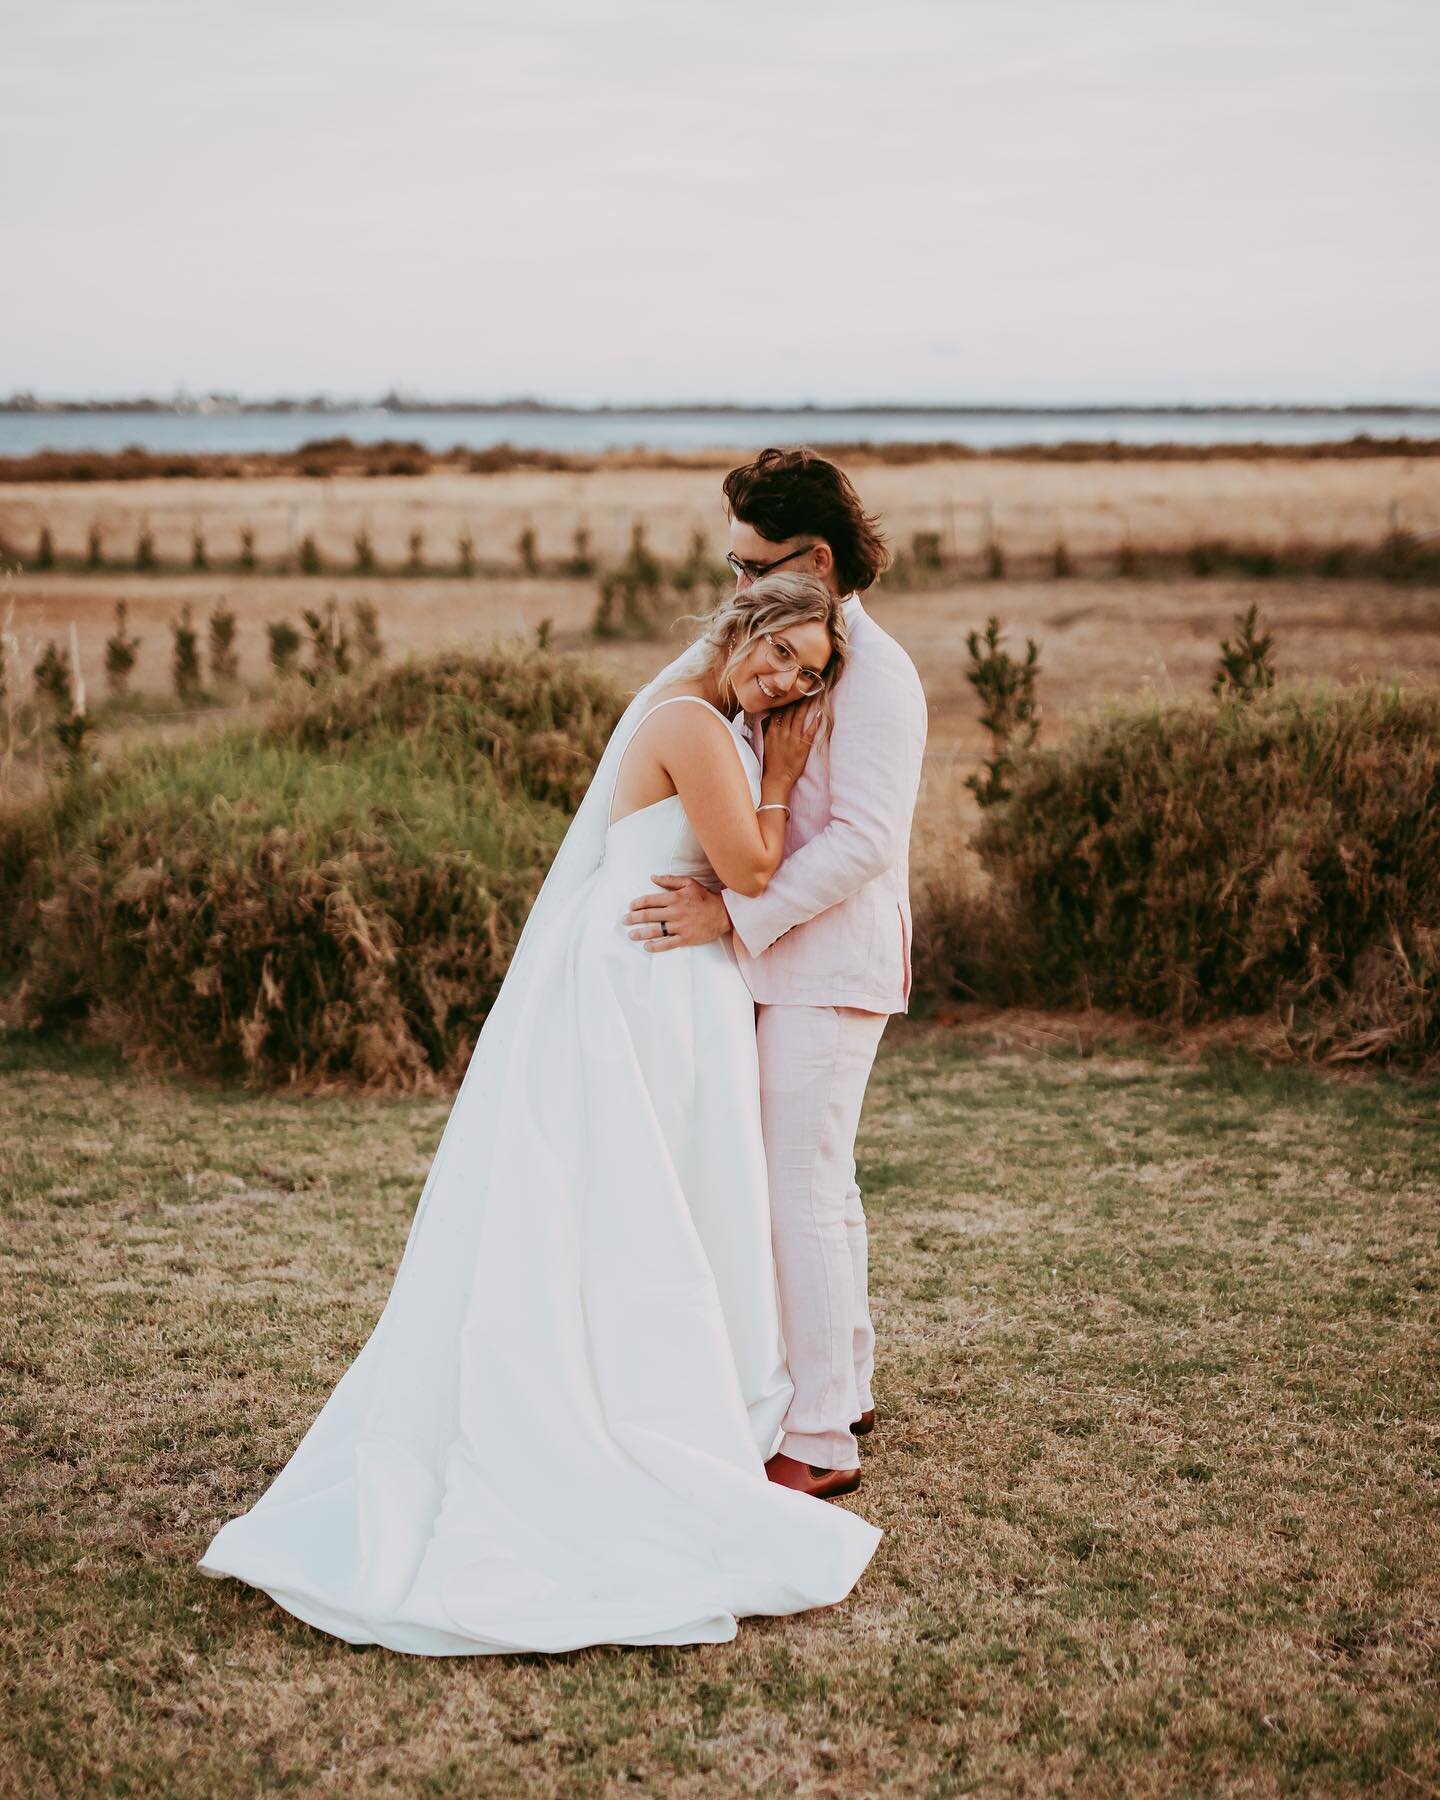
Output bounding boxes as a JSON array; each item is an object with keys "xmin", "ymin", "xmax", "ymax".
[{"xmin": 760, "ymin": 699, "xmax": 822, "ymax": 791}]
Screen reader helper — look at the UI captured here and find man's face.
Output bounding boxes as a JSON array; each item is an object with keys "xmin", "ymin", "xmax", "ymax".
[{"xmin": 726, "ymin": 517, "xmax": 838, "ymax": 595}]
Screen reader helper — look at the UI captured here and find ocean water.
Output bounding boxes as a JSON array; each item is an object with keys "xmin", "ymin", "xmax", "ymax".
[{"xmin": 1, "ymin": 408, "xmax": 1436, "ymax": 458}]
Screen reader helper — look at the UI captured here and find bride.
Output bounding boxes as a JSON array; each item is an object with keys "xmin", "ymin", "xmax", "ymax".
[{"xmin": 199, "ymin": 570, "xmax": 883, "ymax": 1655}]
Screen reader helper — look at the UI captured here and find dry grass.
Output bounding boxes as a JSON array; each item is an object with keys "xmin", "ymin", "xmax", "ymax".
[
  {"xmin": 5, "ymin": 565, "xmax": 1440, "ymax": 836},
  {"xmin": 2, "ymin": 453, "xmax": 1438, "ymax": 576},
  {"xmin": 2, "ymin": 1027, "xmax": 1437, "ymax": 1795},
  {"xmin": 4, "ymin": 453, "xmax": 1438, "ymax": 825}
]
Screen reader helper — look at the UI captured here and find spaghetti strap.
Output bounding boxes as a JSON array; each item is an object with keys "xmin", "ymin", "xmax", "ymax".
[{"xmin": 607, "ymin": 695, "xmax": 751, "ymax": 827}]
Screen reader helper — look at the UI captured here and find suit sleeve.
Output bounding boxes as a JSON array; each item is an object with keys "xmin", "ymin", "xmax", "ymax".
[{"xmin": 722, "ymin": 653, "xmax": 927, "ymax": 959}]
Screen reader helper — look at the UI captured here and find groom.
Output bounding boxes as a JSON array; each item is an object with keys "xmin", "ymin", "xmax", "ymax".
[{"xmin": 625, "ymin": 447, "xmax": 928, "ymax": 1500}]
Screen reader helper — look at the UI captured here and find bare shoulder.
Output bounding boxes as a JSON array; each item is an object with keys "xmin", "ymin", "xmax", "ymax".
[
  {"xmin": 634, "ymin": 694, "xmax": 738, "ymax": 763},
  {"xmin": 639, "ymin": 691, "xmax": 731, "ymax": 735}
]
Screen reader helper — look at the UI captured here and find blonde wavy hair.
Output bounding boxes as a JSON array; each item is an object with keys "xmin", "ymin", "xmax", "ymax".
[{"xmin": 692, "ymin": 571, "xmax": 849, "ymax": 730}]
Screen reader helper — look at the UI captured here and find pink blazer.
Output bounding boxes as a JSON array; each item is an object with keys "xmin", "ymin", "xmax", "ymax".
[{"xmin": 723, "ymin": 595, "xmax": 929, "ymax": 1014}]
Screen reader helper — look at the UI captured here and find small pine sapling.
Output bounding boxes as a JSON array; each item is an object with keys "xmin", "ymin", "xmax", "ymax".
[
  {"xmin": 964, "ymin": 615, "xmax": 1041, "ymax": 807},
  {"xmin": 267, "ymin": 619, "xmax": 302, "ymax": 680},
  {"xmin": 1212, "ymin": 602, "xmax": 1276, "ymax": 701},
  {"xmin": 33, "ymin": 639, "xmax": 73, "ymax": 714},
  {"xmin": 171, "ymin": 604, "xmax": 203, "ymax": 703},
  {"xmin": 208, "ymin": 602, "xmax": 239, "ymax": 686},
  {"xmin": 351, "ymin": 598, "xmax": 383, "ymax": 665},
  {"xmin": 104, "ymin": 600, "xmax": 141, "ymax": 698}
]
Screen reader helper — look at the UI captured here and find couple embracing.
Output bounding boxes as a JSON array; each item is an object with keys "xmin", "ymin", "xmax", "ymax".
[{"xmin": 200, "ymin": 448, "xmax": 929, "ymax": 1654}]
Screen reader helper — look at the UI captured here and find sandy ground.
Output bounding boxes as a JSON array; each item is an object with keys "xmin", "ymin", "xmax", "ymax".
[{"xmin": 3, "ymin": 453, "xmax": 1439, "ymax": 571}]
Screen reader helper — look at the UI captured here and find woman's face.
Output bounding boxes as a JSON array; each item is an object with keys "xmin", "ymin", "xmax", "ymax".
[{"xmin": 732, "ymin": 620, "xmax": 835, "ymax": 714}]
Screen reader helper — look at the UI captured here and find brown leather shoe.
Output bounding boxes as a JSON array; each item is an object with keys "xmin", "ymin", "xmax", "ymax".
[
  {"xmin": 851, "ymin": 1409, "xmax": 876, "ymax": 1436},
  {"xmin": 764, "ymin": 1452, "xmax": 862, "ymax": 1500}
]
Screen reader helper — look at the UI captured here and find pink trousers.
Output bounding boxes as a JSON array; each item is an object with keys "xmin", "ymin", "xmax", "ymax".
[{"xmin": 756, "ymin": 1003, "xmax": 890, "ymax": 1471}]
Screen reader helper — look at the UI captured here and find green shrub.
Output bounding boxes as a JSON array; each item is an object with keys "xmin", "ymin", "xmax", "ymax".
[
  {"xmin": 351, "ymin": 598, "xmax": 383, "ymax": 666},
  {"xmin": 35, "ymin": 526, "xmax": 55, "ymax": 570},
  {"xmin": 592, "ymin": 524, "xmax": 673, "ymax": 638},
  {"xmin": 171, "ymin": 605, "xmax": 203, "ymax": 703},
  {"xmin": 1213, "ymin": 602, "xmax": 1276, "ymax": 700},
  {"xmin": 568, "ymin": 526, "xmax": 594, "ymax": 577},
  {"xmin": 964, "ymin": 616, "xmax": 1041, "ymax": 807},
  {"xmin": 959, "ymin": 681, "xmax": 1440, "ymax": 1065},
  {"xmin": 263, "ymin": 646, "xmax": 622, "ymax": 813},
  {"xmin": 54, "ymin": 707, "xmax": 97, "ymax": 774},
  {"xmin": 239, "ymin": 526, "xmax": 257, "ymax": 571},
  {"xmin": 908, "ymin": 858, "xmax": 1035, "ymax": 1015},
  {"xmin": 135, "ymin": 524, "xmax": 156, "ymax": 571},
  {"xmin": 457, "ymin": 528, "xmax": 475, "ymax": 577},
  {"xmin": 104, "ymin": 601, "xmax": 140, "ymax": 698},
  {"xmin": 207, "ymin": 603, "xmax": 239, "ymax": 687},
  {"xmin": 298, "ymin": 533, "xmax": 322, "ymax": 575},
  {"xmin": 0, "ymin": 647, "xmax": 627, "ymax": 1088},
  {"xmin": 267, "ymin": 619, "xmax": 302, "ymax": 680},
  {"xmin": 300, "ymin": 599, "xmax": 350, "ymax": 684},
  {"xmin": 86, "ymin": 524, "xmax": 103, "ymax": 569},
  {"xmin": 33, "ymin": 640, "xmax": 72, "ymax": 715}
]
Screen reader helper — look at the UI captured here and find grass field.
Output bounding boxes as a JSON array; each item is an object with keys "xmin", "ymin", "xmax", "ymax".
[{"xmin": 3, "ymin": 1026, "xmax": 1436, "ymax": 1795}]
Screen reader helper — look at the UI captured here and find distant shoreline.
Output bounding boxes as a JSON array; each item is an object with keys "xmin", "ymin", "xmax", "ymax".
[
  {"xmin": 4, "ymin": 394, "xmax": 1440, "ymax": 419},
  {"xmin": 5, "ymin": 434, "xmax": 1440, "ymax": 486}
]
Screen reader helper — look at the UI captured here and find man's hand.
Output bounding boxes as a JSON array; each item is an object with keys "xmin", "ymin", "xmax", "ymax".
[{"xmin": 625, "ymin": 875, "xmax": 730, "ymax": 952}]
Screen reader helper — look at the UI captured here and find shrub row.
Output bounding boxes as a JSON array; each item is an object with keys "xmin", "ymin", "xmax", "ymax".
[
  {"xmin": 6, "ymin": 648, "xmax": 1435, "ymax": 1084},
  {"xmin": 10, "ymin": 520, "xmax": 598, "ymax": 578},
  {"xmin": 883, "ymin": 528, "xmax": 1440, "ymax": 589}
]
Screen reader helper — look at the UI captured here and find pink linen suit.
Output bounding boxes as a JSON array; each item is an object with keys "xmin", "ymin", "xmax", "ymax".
[{"xmin": 724, "ymin": 594, "xmax": 928, "ymax": 1469}]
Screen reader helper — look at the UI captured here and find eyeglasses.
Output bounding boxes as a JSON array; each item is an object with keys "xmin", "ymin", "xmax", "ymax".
[
  {"xmin": 760, "ymin": 631, "xmax": 826, "ymax": 696},
  {"xmin": 725, "ymin": 544, "xmax": 814, "ymax": 582}
]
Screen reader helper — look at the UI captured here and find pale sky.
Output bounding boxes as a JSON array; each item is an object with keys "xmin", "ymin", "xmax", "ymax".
[{"xmin": 2, "ymin": 0, "xmax": 1437, "ymax": 405}]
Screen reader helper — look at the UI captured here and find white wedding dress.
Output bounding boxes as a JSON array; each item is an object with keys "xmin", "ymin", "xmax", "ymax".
[{"xmin": 199, "ymin": 655, "xmax": 882, "ymax": 1655}]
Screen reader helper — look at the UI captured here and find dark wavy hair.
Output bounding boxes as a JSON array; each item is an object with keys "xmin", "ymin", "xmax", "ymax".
[{"xmin": 722, "ymin": 446, "xmax": 891, "ymax": 593}]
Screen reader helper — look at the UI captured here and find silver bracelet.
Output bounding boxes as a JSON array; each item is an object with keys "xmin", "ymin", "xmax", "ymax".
[{"xmin": 756, "ymin": 803, "xmax": 791, "ymax": 819}]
